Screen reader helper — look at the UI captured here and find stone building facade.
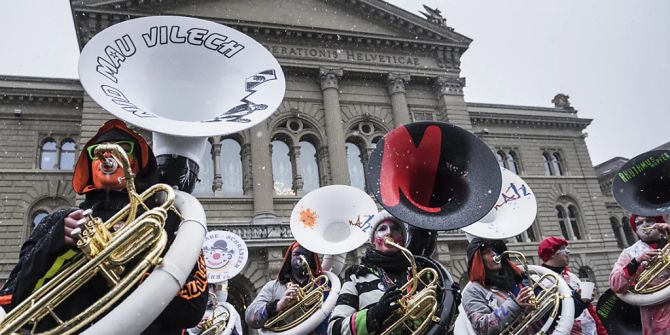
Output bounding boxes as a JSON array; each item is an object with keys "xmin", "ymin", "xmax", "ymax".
[{"xmin": 0, "ymin": 0, "xmax": 625, "ymax": 333}]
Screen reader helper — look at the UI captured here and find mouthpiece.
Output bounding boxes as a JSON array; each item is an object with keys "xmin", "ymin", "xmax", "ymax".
[
  {"xmin": 493, "ymin": 254, "xmax": 503, "ymax": 264},
  {"xmin": 100, "ymin": 157, "xmax": 119, "ymax": 174}
]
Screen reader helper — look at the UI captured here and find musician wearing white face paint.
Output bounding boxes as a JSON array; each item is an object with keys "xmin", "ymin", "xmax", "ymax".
[
  {"xmin": 328, "ymin": 210, "xmax": 412, "ymax": 335},
  {"xmin": 610, "ymin": 215, "xmax": 670, "ymax": 335}
]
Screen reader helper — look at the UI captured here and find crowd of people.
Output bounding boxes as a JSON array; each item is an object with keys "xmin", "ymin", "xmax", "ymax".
[{"xmin": 0, "ymin": 119, "xmax": 667, "ymax": 335}]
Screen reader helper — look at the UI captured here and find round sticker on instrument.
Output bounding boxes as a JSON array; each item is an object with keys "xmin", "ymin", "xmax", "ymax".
[
  {"xmin": 203, "ymin": 231, "xmax": 248, "ymax": 283},
  {"xmin": 78, "ymin": 15, "xmax": 285, "ymax": 137}
]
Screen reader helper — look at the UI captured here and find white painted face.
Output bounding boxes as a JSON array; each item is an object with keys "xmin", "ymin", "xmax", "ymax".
[
  {"xmin": 372, "ymin": 220, "xmax": 405, "ymax": 254},
  {"xmin": 636, "ymin": 216, "xmax": 662, "ymax": 241}
]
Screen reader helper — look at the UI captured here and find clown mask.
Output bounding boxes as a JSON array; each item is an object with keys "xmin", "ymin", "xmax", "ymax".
[
  {"xmin": 372, "ymin": 220, "xmax": 405, "ymax": 254},
  {"xmin": 636, "ymin": 216, "xmax": 663, "ymax": 241}
]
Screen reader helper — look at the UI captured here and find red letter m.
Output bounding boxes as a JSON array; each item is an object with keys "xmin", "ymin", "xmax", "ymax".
[{"xmin": 379, "ymin": 125, "xmax": 442, "ymax": 213}]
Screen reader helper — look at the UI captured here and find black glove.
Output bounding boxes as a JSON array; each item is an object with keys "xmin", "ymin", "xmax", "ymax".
[{"xmin": 366, "ymin": 288, "xmax": 402, "ymax": 331}]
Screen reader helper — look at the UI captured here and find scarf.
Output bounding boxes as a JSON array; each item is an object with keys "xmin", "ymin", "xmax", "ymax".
[
  {"xmin": 484, "ymin": 262, "xmax": 523, "ymax": 291},
  {"xmin": 361, "ymin": 248, "xmax": 411, "ymax": 274}
]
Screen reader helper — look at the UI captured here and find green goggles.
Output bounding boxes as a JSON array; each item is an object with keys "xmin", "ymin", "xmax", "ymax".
[{"xmin": 87, "ymin": 141, "xmax": 135, "ymax": 160}]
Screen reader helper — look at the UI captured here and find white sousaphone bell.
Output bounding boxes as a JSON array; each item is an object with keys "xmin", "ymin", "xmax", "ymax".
[
  {"xmin": 79, "ymin": 15, "xmax": 286, "ymax": 193},
  {"xmin": 462, "ymin": 167, "xmax": 537, "ymax": 240},
  {"xmin": 456, "ymin": 167, "xmax": 575, "ymax": 335},
  {"xmin": 72, "ymin": 15, "xmax": 285, "ymax": 334},
  {"xmin": 260, "ymin": 185, "xmax": 378, "ymax": 335}
]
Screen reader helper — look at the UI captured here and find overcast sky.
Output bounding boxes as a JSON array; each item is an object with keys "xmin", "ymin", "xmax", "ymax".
[{"xmin": 1, "ymin": 0, "xmax": 668, "ymax": 165}]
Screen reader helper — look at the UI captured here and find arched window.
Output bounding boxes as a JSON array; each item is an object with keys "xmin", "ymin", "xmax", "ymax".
[
  {"xmin": 543, "ymin": 152, "xmax": 554, "ymax": 176},
  {"xmin": 272, "ymin": 140, "xmax": 295, "ymax": 196},
  {"xmin": 27, "ymin": 197, "xmax": 71, "ymax": 237},
  {"xmin": 610, "ymin": 216, "xmax": 626, "ymax": 248},
  {"xmin": 299, "ymin": 141, "xmax": 319, "ymax": 193},
  {"xmin": 40, "ymin": 139, "xmax": 58, "ymax": 169},
  {"xmin": 31, "ymin": 210, "xmax": 49, "ymax": 229},
  {"xmin": 556, "ymin": 198, "xmax": 585, "ymax": 240},
  {"xmin": 59, "ymin": 139, "xmax": 76, "ymax": 170},
  {"xmin": 496, "ymin": 151, "xmax": 506, "ymax": 168},
  {"xmin": 556, "ymin": 206, "xmax": 570, "ymax": 239},
  {"xmin": 552, "ymin": 153, "xmax": 564, "ymax": 176},
  {"xmin": 622, "ymin": 216, "xmax": 637, "ymax": 245},
  {"xmin": 193, "ymin": 140, "xmax": 214, "ymax": 196},
  {"xmin": 568, "ymin": 205, "xmax": 582, "ymax": 239},
  {"xmin": 346, "ymin": 142, "xmax": 366, "ymax": 191},
  {"xmin": 507, "ymin": 151, "xmax": 520, "ymax": 174},
  {"xmin": 578, "ymin": 266, "xmax": 597, "ymax": 283},
  {"xmin": 220, "ymin": 139, "xmax": 244, "ymax": 196}
]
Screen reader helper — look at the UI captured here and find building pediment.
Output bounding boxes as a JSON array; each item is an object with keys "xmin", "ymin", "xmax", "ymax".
[{"xmin": 73, "ymin": 0, "xmax": 471, "ymax": 46}]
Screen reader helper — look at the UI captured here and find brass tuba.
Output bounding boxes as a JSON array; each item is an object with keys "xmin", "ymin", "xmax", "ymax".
[
  {"xmin": 366, "ymin": 121, "xmax": 502, "ymax": 334},
  {"xmin": 612, "ymin": 149, "xmax": 670, "ymax": 307},
  {"xmin": 263, "ymin": 256, "xmax": 334, "ymax": 333},
  {"xmin": 200, "ymin": 305, "xmax": 231, "ymax": 335},
  {"xmin": 381, "ymin": 239, "xmax": 441, "ymax": 335},
  {"xmin": 493, "ymin": 251, "xmax": 574, "ymax": 335},
  {"xmin": 0, "ymin": 144, "xmax": 205, "ymax": 335}
]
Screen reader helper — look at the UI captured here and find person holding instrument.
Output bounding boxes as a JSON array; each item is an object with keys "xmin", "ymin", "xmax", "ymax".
[
  {"xmin": 245, "ymin": 241, "xmax": 328, "ymax": 335},
  {"xmin": 327, "ymin": 210, "xmax": 411, "ymax": 335},
  {"xmin": 538, "ymin": 236, "xmax": 605, "ymax": 335},
  {"xmin": 610, "ymin": 214, "xmax": 670, "ymax": 335},
  {"xmin": 460, "ymin": 237, "xmax": 539, "ymax": 335},
  {"xmin": 1, "ymin": 119, "xmax": 208, "ymax": 334}
]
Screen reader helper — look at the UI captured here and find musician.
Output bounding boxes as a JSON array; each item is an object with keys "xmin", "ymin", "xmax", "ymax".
[
  {"xmin": 461, "ymin": 237, "xmax": 536, "ymax": 335},
  {"xmin": 328, "ymin": 210, "xmax": 411, "ymax": 335},
  {"xmin": 190, "ymin": 285, "xmax": 241, "ymax": 335},
  {"xmin": 538, "ymin": 236, "xmax": 607, "ymax": 335},
  {"xmin": 610, "ymin": 214, "xmax": 670, "ymax": 335},
  {"xmin": 3, "ymin": 119, "xmax": 208, "ymax": 334},
  {"xmin": 245, "ymin": 241, "xmax": 328, "ymax": 335}
]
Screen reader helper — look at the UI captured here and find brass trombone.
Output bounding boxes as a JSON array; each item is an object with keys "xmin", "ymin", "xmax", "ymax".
[
  {"xmin": 263, "ymin": 256, "xmax": 331, "ymax": 332},
  {"xmin": 492, "ymin": 251, "xmax": 562, "ymax": 335},
  {"xmin": 381, "ymin": 238, "xmax": 441, "ymax": 335},
  {"xmin": 0, "ymin": 144, "xmax": 179, "ymax": 335}
]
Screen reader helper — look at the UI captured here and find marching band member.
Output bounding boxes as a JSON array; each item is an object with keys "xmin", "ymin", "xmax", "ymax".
[
  {"xmin": 2, "ymin": 120, "xmax": 208, "ymax": 334},
  {"xmin": 538, "ymin": 237, "xmax": 606, "ymax": 335},
  {"xmin": 461, "ymin": 237, "xmax": 536, "ymax": 335},
  {"xmin": 610, "ymin": 214, "xmax": 670, "ymax": 335},
  {"xmin": 245, "ymin": 241, "xmax": 328, "ymax": 335},
  {"xmin": 327, "ymin": 210, "xmax": 410, "ymax": 335}
]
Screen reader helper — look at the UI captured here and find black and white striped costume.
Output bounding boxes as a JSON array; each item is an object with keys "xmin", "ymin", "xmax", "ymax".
[{"xmin": 328, "ymin": 262, "xmax": 410, "ymax": 335}]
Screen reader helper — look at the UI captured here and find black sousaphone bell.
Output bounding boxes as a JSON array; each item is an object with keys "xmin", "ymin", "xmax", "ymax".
[
  {"xmin": 613, "ymin": 149, "xmax": 670, "ymax": 216},
  {"xmin": 366, "ymin": 121, "xmax": 502, "ymax": 231}
]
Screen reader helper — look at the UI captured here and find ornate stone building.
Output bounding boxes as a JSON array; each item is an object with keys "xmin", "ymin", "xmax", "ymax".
[{"xmin": 0, "ymin": 0, "xmax": 624, "ymax": 333}]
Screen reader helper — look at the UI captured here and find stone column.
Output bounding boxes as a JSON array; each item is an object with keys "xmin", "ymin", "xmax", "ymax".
[
  {"xmin": 249, "ymin": 120, "xmax": 277, "ymax": 224},
  {"xmin": 435, "ymin": 76, "xmax": 473, "ymax": 131},
  {"xmin": 241, "ymin": 143, "xmax": 253, "ymax": 195},
  {"xmin": 319, "ymin": 68, "xmax": 350, "ymax": 185},
  {"xmin": 291, "ymin": 144, "xmax": 304, "ymax": 195},
  {"xmin": 387, "ymin": 73, "xmax": 412, "ymax": 126},
  {"xmin": 211, "ymin": 138, "xmax": 223, "ymax": 195}
]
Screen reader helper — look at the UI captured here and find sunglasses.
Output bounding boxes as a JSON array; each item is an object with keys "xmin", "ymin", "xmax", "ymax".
[{"xmin": 87, "ymin": 141, "xmax": 135, "ymax": 160}]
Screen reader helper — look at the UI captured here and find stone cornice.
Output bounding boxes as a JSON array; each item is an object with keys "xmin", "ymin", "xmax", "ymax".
[
  {"xmin": 73, "ymin": 0, "xmax": 472, "ymax": 46},
  {"xmin": 470, "ymin": 112, "xmax": 592, "ymax": 129},
  {"xmin": 467, "ymin": 102, "xmax": 579, "ymax": 115},
  {"xmin": 0, "ymin": 76, "xmax": 84, "ymax": 105},
  {"xmin": 71, "ymin": 7, "xmax": 470, "ymax": 54}
]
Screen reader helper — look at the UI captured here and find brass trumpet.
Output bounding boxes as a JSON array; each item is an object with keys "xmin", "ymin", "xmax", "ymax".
[
  {"xmin": 263, "ymin": 256, "xmax": 331, "ymax": 332},
  {"xmin": 492, "ymin": 251, "xmax": 562, "ymax": 335},
  {"xmin": 0, "ymin": 144, "xmax": 178, "ymax": 335},
  {"xmin": 381, "ymin": 238, "xmax": 441, "ymax": 335}
]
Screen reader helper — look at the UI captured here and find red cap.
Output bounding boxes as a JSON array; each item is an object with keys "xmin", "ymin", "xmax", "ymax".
[{"xmin": 538, "ymin": 236, "xmax": 569, "ymax": 262}]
